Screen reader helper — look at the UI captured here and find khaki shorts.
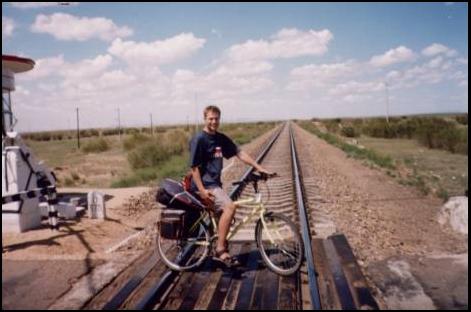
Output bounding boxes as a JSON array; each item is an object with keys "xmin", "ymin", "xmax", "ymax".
[{"xmin": 209, "ymin": 187, "xmax": 233, "ymax": 213}]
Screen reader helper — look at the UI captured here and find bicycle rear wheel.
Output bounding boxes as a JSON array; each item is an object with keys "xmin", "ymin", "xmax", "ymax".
[
  {"xmin": 256, "ymin": 213, "xmax": 303, "ymax": 276},
  {"xmin": 157, "ymin": 219, "xmax": 211, "ymax": 271}
]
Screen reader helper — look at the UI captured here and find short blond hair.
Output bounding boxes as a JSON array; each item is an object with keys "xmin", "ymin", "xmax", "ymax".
[{"xmin": 203, "ymin": 105, "xmax": 221, "ymax": 118}]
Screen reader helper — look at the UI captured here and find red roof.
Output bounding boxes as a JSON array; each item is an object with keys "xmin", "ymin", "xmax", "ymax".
[{"xmin": 2, "ymin": 55, "xmax": 35, "ymax": 73}]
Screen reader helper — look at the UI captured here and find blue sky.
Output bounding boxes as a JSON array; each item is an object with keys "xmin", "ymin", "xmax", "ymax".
[{"xmin": 2, "ymin": 2, "xmax": 468, "ymax": 131}]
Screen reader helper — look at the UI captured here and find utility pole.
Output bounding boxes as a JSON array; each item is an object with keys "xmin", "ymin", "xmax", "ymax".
[
  {"xmin": 150, "ymin": 113, "xmax": 153, "ymax": 136},
  {"xmin": 194, "ymin": 93, "xmax": 198, "ymax": 133},
  {"xmin": 76, "ymin": 107, "xmax": 80, "ymax": 149},
  {"xmin": 384, "ymin": 81, "xmax": 390, "ymax": 124},
  {"xmin": 117, "ymin": 107, "xmax": 121, "ymax": 141}
]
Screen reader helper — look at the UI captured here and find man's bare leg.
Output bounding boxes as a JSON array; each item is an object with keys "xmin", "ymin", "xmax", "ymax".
[{"xmin": 217, "ymin": 203, "xmax": 236, "ymax": 259}]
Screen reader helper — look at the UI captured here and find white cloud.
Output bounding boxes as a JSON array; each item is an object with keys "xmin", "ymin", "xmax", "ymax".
[
  {"xmin": 2, "ymin": 16, "xmax": 15, "ymax": 37},
  {"xmin": 227, "ymin": 28, "xmax": 333, "ymax": 61},
  {"xmin": 31, "ymin": 13, "xmax": 133, "ymax": 42},
  {"xmin": 287, "ymin": 61, "xmax": 357, "ymax": 90},
  {"xmin": 21, "ymin": 54, "xmax": 113, "ymax": 84},
  {"xmin": 370, "ymin": 46, "xmax": 416, "ymax": 67},
  {"xmin": 426, "ymin": 56, "xmax": 444, "ymax": 69},
  {"xmin": 108, "ymin": 33, "xmax": 206, "ymax": 66},
  {"xmin": 422, "ymin": 43, "xmax": 458, "ymax": 57},
  {"xmin": 212, "ymin": 60, "xmax": 273, "ymax": 77},
  {"xmin": 329, "ymin": 80, "xmax": 384, "ymax": 96},
  {"xmin": 63, "ymin": 54, "xmax": 113, "ymax": 79},
  {"xmin": 21, "ymin": 55, "xmax": 65, "ymax": 80},
  {"xmin": 385, "ymin": 54, "xmax": 466, "ymax": 89},
  {"xmin": 11, "ymin": 2, "xmax": 79, "ymax": 9}
]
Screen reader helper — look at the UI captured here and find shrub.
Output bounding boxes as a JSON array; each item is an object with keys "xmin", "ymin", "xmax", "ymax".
[
  {"xmin": 128, "ymin": 141, "xmax": 173, "ymax": 169},
  {"xmin": 414, "ymin": 117, "xmax": 466, "ymax": 153},
  {"xmin": 125, "ymin": 128, "xmax": 140, "ymax": 135},
  {"xmin": 123, "ymin": 133, "xmax": 152, "ymax": 151},
  {"xmin": 324, "ymin": 120, "xmax": 341, "ymax": 133},
  {"xmin": 82, "ymin": 138, "xmax": 109, "ymax": 153},
  {"xmin": 102, "ymin": 128, "xmax": 120, "ymax": 136},
  {"xmin": 341, "ymin": 126, "xmax": 358, "ymax": 138},
  {"xmin": 455, "ymin": 114, "xmax": 468, "ymax": 125}
]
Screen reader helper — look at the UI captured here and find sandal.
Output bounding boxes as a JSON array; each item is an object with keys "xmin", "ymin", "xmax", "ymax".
[{"xmin": 213, "ymin": 248, "xmax": 241, "ymax": 268}]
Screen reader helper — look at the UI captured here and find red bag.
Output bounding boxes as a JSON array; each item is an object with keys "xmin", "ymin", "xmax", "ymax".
[{"xmin": 182, "ymin": 170, "xmax": 192, "ymax": 191}]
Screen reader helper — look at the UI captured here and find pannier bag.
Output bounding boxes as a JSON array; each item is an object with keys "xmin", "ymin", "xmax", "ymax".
[
  {"xmin": 157, "ymin": 179, "xmax": 204, "ymax": 239},
  {"xmin": 156, "ymin": 178, "xmax": 204, "ymax": 211},
  {"xmin": 159, "ymin": 209, "xmax": 202, "ymax": 239}
]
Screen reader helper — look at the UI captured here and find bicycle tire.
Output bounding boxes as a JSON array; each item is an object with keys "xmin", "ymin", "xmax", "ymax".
[
  {"xmin": 157, "ymin": 219, "xmax": 211, "ymax": 271},
  {"xmin": 255, "ymin": 212, "xmax": 303, "ymax": 276}
]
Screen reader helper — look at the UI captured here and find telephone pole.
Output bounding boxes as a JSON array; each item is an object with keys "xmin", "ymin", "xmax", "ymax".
[
  {"xmin": 194, "ymin": 93, "xmax": 198, "ymax": 133},
  {"xmin": 76, "ymin": 107, "xmax": 80, "ymax": 149},
  {"xmin": 150, "ymin": 113, "xmax": 153, "ymax": 135},
  {"xmin": 384, "ymin": 81, "xmax": 390, "ymax": 124},
  {"xmin": 117, "ymin": 107, "xmax": 121, "ymax": 141}
]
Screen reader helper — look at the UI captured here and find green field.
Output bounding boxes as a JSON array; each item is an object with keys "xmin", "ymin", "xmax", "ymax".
[
  {"xmin": 298, "ymin": 116, "xmax": 468, "ymax": 200},
  {"xmin": 23, "ymin": 122, "xmax": 277, "ymax": 188},
  {"xmin": 357, "ymin": 136, "xmax": 468, "ymax": 198}
]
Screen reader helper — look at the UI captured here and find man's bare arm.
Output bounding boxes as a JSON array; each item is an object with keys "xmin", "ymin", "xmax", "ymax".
[
  {"xmin": 191, "ymin": 166, "xmax": 205, "ymax": 193},
  {"xmin": 191, "ymin": 167, "xmax": 214, "ymax": 204}
]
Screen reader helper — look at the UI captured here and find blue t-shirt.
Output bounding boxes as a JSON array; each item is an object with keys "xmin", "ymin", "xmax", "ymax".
[{"xmin": 189, "ymin": 130, "xmax": 239, "ymax": 189}]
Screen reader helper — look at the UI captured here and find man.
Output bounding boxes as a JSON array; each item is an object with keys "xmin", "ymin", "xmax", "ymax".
[{"xmin": 189, "ymin": 105, "xmax": 271, "ymax": 266}]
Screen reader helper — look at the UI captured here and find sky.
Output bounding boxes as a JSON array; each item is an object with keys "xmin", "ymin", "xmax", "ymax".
[{"xmin": 2, "ymin": 2, "xmax": 468, "ymax": 132}]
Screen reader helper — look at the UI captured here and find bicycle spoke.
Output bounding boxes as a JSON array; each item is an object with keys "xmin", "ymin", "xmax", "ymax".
[{"xmin": 257, "ymin": 213, "xmax": 303, "ymax": 275}]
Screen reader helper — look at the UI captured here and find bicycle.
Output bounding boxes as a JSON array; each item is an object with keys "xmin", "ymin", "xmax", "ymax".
[{"xmin": 157, "ymin": 172, "xmax": 304, "ymax": 276}]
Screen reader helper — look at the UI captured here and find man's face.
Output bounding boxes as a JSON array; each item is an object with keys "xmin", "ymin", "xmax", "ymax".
[{"xmin": 204, "ymin": 111, "xmax": 220, "ymax": 133}]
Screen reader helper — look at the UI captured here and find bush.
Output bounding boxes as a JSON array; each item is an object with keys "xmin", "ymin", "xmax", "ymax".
[
  {"xmin": 341, "ymin": 126, "xmax": 358, "ymax": 138},
  {"xmin": 362, "ymin": 119, "xmax": 397, "ymax": 138},
  {"xmin": 82, "ymin": 138, "xmax": 109, "ymax": 153},
  {"xmin": 324, "ymin": 120, "xmax": 341, "ymax": 133},
  {"xmin": 102, "ymin": 128, "xmax": 121, "ymax": 136},
  {"xmin": 128, "ymin": 143, "xmax": 171, "ymax": 169},
  {"xmin": 125, "ymin": 128, "xmax": 140, "ymax": 135},
  {"xmin": 414, "ymin": 118, "xmax": 466, "ymax": 153},
  {"xmin": 123, "ymin": 133, "xmax": 152, "ymax": 151},
  {"xmin": 126, "ymin": 129, "xmax": 189, "ymax": 170},
  {"xmin": 455, "ymin": 114, "xmax": 468, "ymax": 125}
]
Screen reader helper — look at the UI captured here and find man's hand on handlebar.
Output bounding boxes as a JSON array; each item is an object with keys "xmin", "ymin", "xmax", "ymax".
[
  {"xmin": 257, "ymin": 171, "xmax": 278, "ymax": 180},
  {"xmin": 232, "ymin": 171, "xmax": 278, "ymax": 187}
]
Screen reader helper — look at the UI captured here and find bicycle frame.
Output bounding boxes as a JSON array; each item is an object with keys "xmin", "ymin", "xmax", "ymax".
[{"xmin": 188, "ymin": 192, "xmax": 279, "ymax": 246}]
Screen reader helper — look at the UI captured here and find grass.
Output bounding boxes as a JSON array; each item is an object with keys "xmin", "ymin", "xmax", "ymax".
[
  {"xmin": 24, "ymin": 135, "xmax": 131, "ymax": 188},
  {"xmin": 298, "ymin": 121, "xmax": 396, "ymax": 170},
  {"xmin": 82, "ymin": 138, "xmax": 110, "ymax": 153},
  {"xmin": 111, "ymin": 153, "xmax": 188, "ymax": 188},
  {"xmin": 357, "ymin": 136, "xmax": 468, "ymax": 199},
  {"xmin": 23, "ymin": 121, "xmax": 277, "ymax": 188},
  {"xmin": 298, "ymin": 120, "xmax": 468, "ymax": 200}
]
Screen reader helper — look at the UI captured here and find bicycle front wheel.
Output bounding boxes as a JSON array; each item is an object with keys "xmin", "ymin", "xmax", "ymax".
[
  {"xmin": 256, "ymin": 213, "xmax": 303, "ymax": 276},
  {"xmin": 157, "ymin": 219, "xmax": 211, "ymax": 271}
]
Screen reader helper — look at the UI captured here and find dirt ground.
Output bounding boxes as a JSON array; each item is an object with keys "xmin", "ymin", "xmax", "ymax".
[{"xmin": 293, "ymin": 123, "xmax": 468, "ymax": 309}]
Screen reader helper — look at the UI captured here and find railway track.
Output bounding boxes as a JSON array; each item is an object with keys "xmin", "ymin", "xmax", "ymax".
[{"xmin": 87, "ymin": 122, "xmax": 378, "ymax": 310}]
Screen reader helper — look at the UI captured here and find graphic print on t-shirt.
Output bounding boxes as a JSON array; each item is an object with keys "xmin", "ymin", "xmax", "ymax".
[{"xmin": 214, "ymin": 146, "xmax": 223, "ymax": 158}]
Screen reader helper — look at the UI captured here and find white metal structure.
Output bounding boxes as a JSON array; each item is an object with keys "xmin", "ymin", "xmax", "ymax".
[{"xmin": 2, "ymin": 55, "xmax": 56, "ymax": 232}]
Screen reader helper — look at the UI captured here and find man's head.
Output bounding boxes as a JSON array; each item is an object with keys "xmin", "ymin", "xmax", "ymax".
[{"xmin": 203, "ymin": 105, "xmax": 221, "ymax": 133}]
